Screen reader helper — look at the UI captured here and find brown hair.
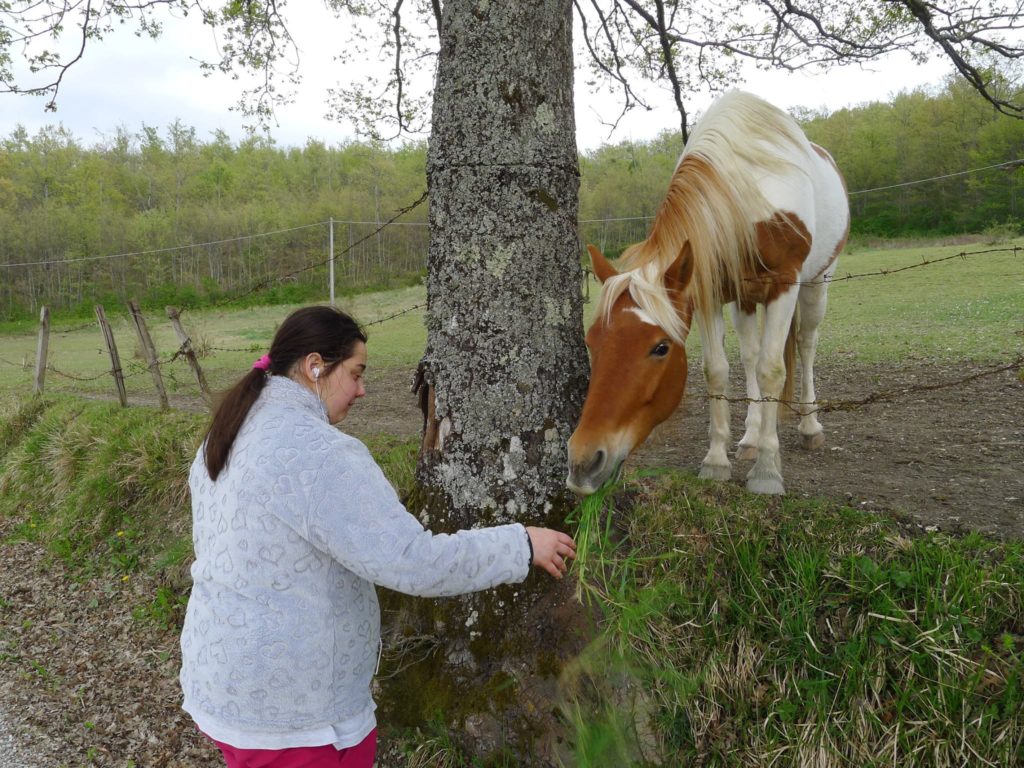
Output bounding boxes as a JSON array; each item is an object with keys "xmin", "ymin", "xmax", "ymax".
[{"xmin": 203, "ymin": 306, "xmax": 367, "ymax": 480}]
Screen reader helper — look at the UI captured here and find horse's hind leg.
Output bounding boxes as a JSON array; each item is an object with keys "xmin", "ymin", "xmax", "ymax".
[
  {"xmin": 796, "ymin": 281, "xmax": 829, "ymax": 450},
  {"xmin": 731, "ymin": 303, "xmax": 761, "ymax": 461}
]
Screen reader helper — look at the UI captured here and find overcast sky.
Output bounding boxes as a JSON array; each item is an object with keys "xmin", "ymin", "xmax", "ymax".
[{"xmin": 0, "ymin": 5, "xmax": 956, "ymax": 151}]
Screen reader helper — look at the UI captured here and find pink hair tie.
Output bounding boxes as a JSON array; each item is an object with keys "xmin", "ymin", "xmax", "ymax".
[{"xmin": 252, "ymin": 354, "xmax": 272, "ymax": 371}]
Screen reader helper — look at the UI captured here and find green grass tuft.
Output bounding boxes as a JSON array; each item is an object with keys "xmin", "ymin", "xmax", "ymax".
[
  {"xmin": 565, "ymin": 473, "xmax": 1024, "ymax": 767},
  {"xmin": 0, "ymin": 398, "xmax": 203, "ymax": 582},
  {"xmin": 565, "ymin": 477, "xmax": 622, "ymax": 603}
]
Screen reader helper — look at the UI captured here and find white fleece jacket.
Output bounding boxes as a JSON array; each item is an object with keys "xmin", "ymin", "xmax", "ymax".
[{"xmin": 179, "ymin": 375, "xmax": 531, "ymax": 748}]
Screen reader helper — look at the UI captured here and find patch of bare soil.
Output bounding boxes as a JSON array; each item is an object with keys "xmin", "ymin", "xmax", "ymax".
[
  {"xmin": 631, "ymin": 358, "xmax": 1024, "ymax": 540},
  {"xmin": 0, "ymin": 519, "xmax": 221, "ymax": 768},
  {"xmin": 1, "ymin": 359, "xmax": 1019, "ymax": 766}
]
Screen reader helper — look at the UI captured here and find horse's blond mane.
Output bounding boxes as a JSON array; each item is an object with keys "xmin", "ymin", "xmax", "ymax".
[{"xmin": 597, "ymin": 91, "xmax": 812, "ymax": 339}]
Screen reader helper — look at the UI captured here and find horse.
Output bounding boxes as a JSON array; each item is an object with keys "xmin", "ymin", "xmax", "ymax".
[{"xmin": 567, "ymin": 90, "xmax": 850, "ymax": 496}]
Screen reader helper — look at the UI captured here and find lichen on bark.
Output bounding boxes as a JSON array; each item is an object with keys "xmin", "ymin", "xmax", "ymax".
[
  {"xmin": 396, "ymin": 3, "xmax": 590, "ymax": 762},
  {"xmin": 416, "ymin": 0, "xmax": 587, "ymax": 535}
]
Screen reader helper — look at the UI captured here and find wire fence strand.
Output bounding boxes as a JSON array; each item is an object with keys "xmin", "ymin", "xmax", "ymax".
[
  {"xmin": 190, "ymin": 191, "xmax": 430, "ymax": 313},
  {"xmin": 742, "ymin": 245, "xmax": 1021, "ymax": 287},
  {"xmin": 706, "ymin": 355, "xmax": 1024, "ymax": 416},
  {"xmin": 2, "ymin": 302, "xmax": 1020, "ymax": 418}
]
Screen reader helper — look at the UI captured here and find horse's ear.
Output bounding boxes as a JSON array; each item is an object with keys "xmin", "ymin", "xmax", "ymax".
[
  {"xmin": 587, "ymin": 244, "xmax": 619, "ymax": 284},
  {"xmin": 665, "ymin": 241, "xmax": 694, "ymax": 293}
]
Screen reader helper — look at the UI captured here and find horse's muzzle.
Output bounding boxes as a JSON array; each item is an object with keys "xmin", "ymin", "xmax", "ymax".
[{"xmin": 567, "ymin": 446, "xmax": 627, "ymax": 496}]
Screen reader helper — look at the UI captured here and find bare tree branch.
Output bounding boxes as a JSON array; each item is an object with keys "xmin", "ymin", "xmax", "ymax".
[
  {"xmin": 616, "ymin": 0, "xmax": 690, "ymax": 142},
  {"xmin": 42, "ymin": 0, "xmax": 92, "ymax": 111},
  {"xmin": 574, "ymin": 0, "xmax": 650, "ymax": 137},
  {"xmin": 392, "ymin": 0, "xmax": 407, "ymax": 134},
  {"xmin": 430, "ymin": 0, "xmax": 441, "ymax": 37},
  {"xmin": 5, "ymin": 0, "xmax": 1024, "ymax": 142},
  {"xmin": 896, "ymin": 0, "xmax": 1024, "ymax": 117},
  {"xmin": 572, "ymin": 0, "xmax": 1024, "ymax": 147}
]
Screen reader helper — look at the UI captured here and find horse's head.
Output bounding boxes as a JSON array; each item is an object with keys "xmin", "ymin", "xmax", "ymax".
[{"xmin": 567, "ymin": 244, "xmax": 694, "ymax": 495}]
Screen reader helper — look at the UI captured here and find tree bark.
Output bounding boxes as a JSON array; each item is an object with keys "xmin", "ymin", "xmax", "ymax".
[
  {"xmin": 386, "ymin": 5, "xmax": 590, "ymax": 760},
  {"xmin": 416, "ymin": 0, "xmax": 588, "ymax": 534}
]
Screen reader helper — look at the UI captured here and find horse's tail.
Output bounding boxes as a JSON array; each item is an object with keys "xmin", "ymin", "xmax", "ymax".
[{"xmin": 781, "ymin": 307, "xmax": 799, "ymax": 418}]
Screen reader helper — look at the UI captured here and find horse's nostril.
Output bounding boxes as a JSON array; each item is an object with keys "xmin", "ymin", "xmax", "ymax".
[{"xmin": 586, "ymin": 449, "xmax": 606, "ymax": 476}]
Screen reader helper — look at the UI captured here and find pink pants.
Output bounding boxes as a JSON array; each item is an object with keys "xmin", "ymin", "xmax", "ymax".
[{"xmin": 209, "ymin": 729, "xmax": 377, "ymax": 768}]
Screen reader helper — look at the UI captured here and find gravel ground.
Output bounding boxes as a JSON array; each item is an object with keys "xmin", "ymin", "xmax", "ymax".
[
  {"xmin": 0, "ymin": 705, "xmax": 42, "ymax": 768},
  {"xmin": 0, "ymin": 520, "xmax": 220, "ymax": 768},
  {"xmin": 0, "ymin": 534, "xmax": 53, "ymax": 768}
]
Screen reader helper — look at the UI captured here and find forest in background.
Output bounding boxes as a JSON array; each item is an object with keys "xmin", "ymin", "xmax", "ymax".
[{"xmin": 2, "ymin": 73, "xmax": 1023, "ymax": 320}]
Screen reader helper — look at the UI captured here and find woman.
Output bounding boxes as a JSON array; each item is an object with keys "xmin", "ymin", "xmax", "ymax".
[{"xmin": 179, "ymin": 305, "xmax": 576, "ymax": 768}]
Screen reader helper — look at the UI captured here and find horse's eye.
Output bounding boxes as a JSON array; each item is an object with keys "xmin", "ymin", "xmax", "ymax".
[{"xmin": 650, "ymin": 341, "xmax": 671, "ymax": 358}]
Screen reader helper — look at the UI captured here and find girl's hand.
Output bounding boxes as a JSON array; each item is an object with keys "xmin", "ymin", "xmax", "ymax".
[{"xmin": 526, "ymin": 527, "xmax": 577, "ymax": 579}]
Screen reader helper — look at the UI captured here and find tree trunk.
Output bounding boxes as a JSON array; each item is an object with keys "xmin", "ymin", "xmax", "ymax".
[
  {"xmin": 393, "ymin": 6, "xmax": 589, "ymax": 757},
  {"xmin": 416, "ymin": 0, "xmax": 587, "ymax": 533}
]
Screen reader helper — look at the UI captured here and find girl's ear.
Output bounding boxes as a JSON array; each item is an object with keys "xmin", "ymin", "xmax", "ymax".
[{"xmin": 302, "ymin": 353, "xmax": 324, "ymax": 381}]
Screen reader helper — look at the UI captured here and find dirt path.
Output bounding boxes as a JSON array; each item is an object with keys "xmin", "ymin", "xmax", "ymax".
[{"xmin": 633, "ymin": 358, "xmax": 1024, "ymax": 539}]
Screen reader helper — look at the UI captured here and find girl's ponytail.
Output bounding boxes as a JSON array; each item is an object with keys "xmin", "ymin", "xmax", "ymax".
[{"xmin": 204, "ymin": 368, "xmax": 269, "ymax": 480}]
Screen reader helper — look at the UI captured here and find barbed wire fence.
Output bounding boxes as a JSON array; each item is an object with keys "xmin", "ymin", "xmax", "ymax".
[
  {"xmin": 0, "ymin": 243, "xmax": 1018, "ymax": 417},
  {"xmin": 0, "ymin": 165, "xmax": 1021, "ymax": 415}
]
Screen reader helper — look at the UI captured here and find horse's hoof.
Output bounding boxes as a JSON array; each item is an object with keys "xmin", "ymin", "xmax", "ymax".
[
  {"xmin": 801, "ymin": 432, "xmax": 825, "ymax": 451},
  {"xmin": 699, "ymin": 463, "xmax": 732, "ymax": 481},
  {"xmin": 746, "ymin": 468, "xmax": 785, "ymax": 495},
  {"xmin": 736, "ymin": 444, "xmax": 758, "ymax": 461}
]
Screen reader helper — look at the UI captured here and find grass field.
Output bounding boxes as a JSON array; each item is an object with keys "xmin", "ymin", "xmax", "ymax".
[
  {"xmin": 821, "ymin": 238, "xmax": 1022, "ymax": 363},
  {"xmin": 0, "ymin": 237, "xmax": 1019, "ymax": 410},
  {"xmin": 0, "ymin": 284, "xmax": 429, "ymax": 406}
]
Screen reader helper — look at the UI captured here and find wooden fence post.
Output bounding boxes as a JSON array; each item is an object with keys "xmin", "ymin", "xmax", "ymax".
[
  {"xmin": 128, "ymin": 299, "xmax": 169, "ymax": 410},
  {"xmin": 166, "ymin": 306, "xmax": 210, "ymax": 399},
  {"xmin": 33, "ymin": 305, "xmax": 49, "ymax": 396},
  {"xmin": 95, "ymin": 304, "xmax": 128, "ymax": 407}
]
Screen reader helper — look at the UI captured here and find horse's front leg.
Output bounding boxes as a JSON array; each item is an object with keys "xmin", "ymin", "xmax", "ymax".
[
  {"xmin": 731, "ymin": 303, "xmax": 761, "ymax": 461},
  {"xmin": 746, "ymin": 292, "xmax": 799, "ymax": 495},
  {"xmin": 698, "ymin": 305, "xmax": 732, "ymax": 481}
]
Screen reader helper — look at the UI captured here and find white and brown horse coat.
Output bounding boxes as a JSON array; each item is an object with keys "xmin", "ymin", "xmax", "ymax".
[{"xmin": 568, "ymin": 90, "xmax": 850, "ymax": 495}]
